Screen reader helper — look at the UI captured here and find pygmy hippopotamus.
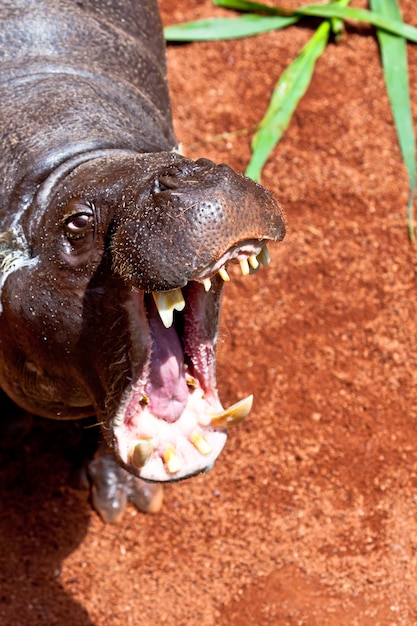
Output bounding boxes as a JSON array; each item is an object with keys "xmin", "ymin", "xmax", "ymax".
[{"xmin": 0, "ymin": 0, "xmax": 285, "ymax": 522}]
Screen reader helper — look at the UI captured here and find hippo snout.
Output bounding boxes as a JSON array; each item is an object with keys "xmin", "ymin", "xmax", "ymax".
[{"xmin": 111, "ymin": 156, "xmax": 285, "ymax": 292}]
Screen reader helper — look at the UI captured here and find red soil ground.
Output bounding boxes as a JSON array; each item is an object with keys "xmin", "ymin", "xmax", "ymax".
[{"xmin": 1, "ymin": 0, "xmax": 417, "ymax": 624}]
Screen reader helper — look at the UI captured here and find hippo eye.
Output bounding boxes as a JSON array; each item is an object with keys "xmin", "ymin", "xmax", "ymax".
[{"xmin": 65, "ymin": 212, "xmax": 94, "ymax": 240}]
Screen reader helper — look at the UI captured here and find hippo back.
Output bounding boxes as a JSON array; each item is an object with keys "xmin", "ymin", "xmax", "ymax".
[{"xmin": 0, "ymin": 0, "xmax": 176, "ymax": 226}]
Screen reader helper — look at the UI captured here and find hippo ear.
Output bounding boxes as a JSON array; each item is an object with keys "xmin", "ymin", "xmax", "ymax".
[{"xmin": 0, "ymin": 227, "xmax": 36, "ymax": 279}]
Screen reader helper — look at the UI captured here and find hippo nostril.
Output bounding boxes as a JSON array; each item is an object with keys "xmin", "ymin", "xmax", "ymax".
[
  {"xmin": 195, "ymin": 158, "xmax": 216, "ymax": 169},
  {"xmin": 153, "ymin": 174, "xmax": 179, "ymax": 193}
]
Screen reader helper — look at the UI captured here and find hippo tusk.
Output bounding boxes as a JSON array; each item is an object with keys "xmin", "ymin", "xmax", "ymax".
[
  {"xmin": 152, "ymin": 288, "xmax": 185, "ymax": 329},
  {"xmin": 208, "ymin": 394, "xmax": 254, "ymax": 430}
]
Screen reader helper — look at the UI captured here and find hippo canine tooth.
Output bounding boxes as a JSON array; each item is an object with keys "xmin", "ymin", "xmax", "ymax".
[
  {"xmin": 190, "ymin": 430, "xmax": 212, "ymax": 455},
  {"xmin": 152, "ymin": 288, "xmax": 185, "ymax": 328},
  {"xmin": 163, "ymin": 443, "xmax": 181, "ymax": 474},
  {"xmin": 130, "ymin": 439, "xmax": 154, "ymax": 469},
  {"xmin": 209, "ymin": 394, "xmax": 253, "ymax": 429}
]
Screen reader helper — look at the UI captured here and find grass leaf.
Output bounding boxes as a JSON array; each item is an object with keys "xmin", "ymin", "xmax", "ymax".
[
  {"xmin": 245, "ymin": 20, "xmax": 330, "ymax": 181},
  {"xmin": 164, "ymin": 14, "xmax": 297, "ymax": 41},
  {"xmin": 214, "ymin": 0, "xmax": 417, "ymax": 43},
  {"xmin": 214, "ymin": 0, "xmax": 282, "ymax": 13},
  {"xmin": 370, "ymin": 0, "xmax": 416, "ymax": 241}
]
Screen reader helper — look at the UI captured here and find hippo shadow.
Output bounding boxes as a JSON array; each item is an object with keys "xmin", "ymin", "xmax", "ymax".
[{"xmin": 0, "ymin": 394, "xmax": 96, "ymax": 626}]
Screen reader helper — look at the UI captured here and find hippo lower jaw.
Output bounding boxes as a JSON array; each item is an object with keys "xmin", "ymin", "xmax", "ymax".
[{"xmin": 112, "ymin": 240, "xmax": 271, "ymax": 482}]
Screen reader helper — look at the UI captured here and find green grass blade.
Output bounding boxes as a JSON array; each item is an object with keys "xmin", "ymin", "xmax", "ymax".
[
  {"xmin": 214, "ymin": 0, "xmax": 417, "ymax": 43},
  {"xmin": 164, "ymin": 14, "xmax": 297, "ymax": 41},
  {"xmin": 245, "ymin": 20, "xmax": 330, "ymax": 181},
  {"xmin": 298, "ymin": 5, "xmax": 417, "ymax": 42},
  {"xmin": 370, "ymin": 0, "xmax": 416, "ymax": 241},
  {"xmin": 213, "ymin": 0, "xmax": 281, "ymax": 13}
]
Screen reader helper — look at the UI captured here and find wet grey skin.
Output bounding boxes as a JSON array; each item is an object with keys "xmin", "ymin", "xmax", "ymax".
[{"xmin": 0, "ymin": 0, "xmax": 285, "ymax": 522}]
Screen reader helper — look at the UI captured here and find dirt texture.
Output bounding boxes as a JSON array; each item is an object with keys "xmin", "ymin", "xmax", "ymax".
[{"xmin": 1, "ymin": 0, "xmax": 417, "ymax": 624}]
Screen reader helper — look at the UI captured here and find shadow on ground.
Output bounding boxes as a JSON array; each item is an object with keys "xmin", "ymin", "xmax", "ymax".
[{"xmin": 0, "ymin": 408, "xmax": 94, "ymax": 626}]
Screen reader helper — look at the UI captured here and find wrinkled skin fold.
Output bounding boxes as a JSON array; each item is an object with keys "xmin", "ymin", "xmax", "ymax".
[{"xmin": 0, "ymin": 0, "xmax": 285, "ymax": 522}]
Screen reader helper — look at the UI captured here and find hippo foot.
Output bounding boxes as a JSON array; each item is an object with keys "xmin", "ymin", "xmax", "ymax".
[{"xmin": 88, "ymin": 443, "xmax": 164, "ymax": 523}]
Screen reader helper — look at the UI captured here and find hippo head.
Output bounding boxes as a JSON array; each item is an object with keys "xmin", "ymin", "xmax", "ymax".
[{"xmin": 0, "ymin": 151, "xmax": 285, "ymax": 482}]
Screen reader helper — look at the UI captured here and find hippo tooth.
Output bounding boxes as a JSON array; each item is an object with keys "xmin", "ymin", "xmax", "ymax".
[
  {"xmin": 209, "ymin": 394, "xmax": 253, "ymax": 429},
  {"xmin": 190, "ymin": 430, "xmax": 212, "ymax": 455},
  {"xmin": 203, "ymin": 278, "xmax": 212, "ymax": 292},
  {"xmin": 185, "ymin": 373, "xmax": 198, "ymax": 389},
  {"xmin": 257, "ymin": 245, "xmax": 271, "ymax": 266},
  {"xmin": 152, "ymin": 288, "xmax": 185, "ymax": 328},
  {"xmin": 163, "ymin": 443, "xmax": 181, "ymax": 474},
  {"xmin": 248, "ymin": 254, "xmax": 260, "ymax": 270},
  {"xmin": 140, "ymin": 393, "xmax": 150, "ymax": 406},
  {"xmin": 130, "ymin": 439, "xmax": 154, "ymax": 469},
  {"xmin": 239, "ymin": 258, "xmax": 250, "ymax": 276},
  {"xmin": 218, "ymin": 266, "xmax": 230, "ymax": 282}
]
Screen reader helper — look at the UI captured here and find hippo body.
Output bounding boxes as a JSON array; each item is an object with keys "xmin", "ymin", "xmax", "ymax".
[{"xmin": 0, "ymin": 0, "xmax": 285, "ymax": 521}]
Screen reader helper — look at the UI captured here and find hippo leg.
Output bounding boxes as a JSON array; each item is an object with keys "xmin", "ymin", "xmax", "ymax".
[
  {"xmin": 70, "ymin": 425, "xmax": 164, "ymax": 523},
  {"xmin": 88, "ymin": 442, "xmax": 164, "ymax": 524}
]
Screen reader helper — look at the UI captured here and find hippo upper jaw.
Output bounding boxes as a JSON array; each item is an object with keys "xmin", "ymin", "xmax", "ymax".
[{"xmin": 111, "ymin": 154, "xmax": 286, "ymax": 291}]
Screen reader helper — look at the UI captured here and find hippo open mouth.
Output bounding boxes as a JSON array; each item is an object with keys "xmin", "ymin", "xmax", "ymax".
[{"xmin": 113, "ymin": 241, "xmax": 271, "ymax": 482}]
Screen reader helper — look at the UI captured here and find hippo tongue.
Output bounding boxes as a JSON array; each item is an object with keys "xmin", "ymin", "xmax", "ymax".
[{"xmin": 145, "ymin": 300, "xmax": 188, "ymax": 422}]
